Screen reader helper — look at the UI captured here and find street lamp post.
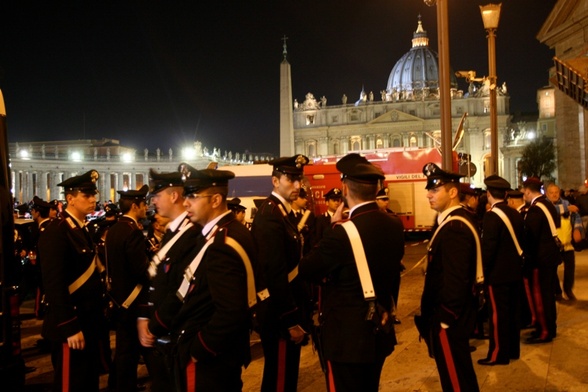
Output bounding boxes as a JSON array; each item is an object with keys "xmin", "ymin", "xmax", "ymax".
[
  {"xmin": 480, "ymin": 3, "xmax": 502, "ymax": 176},
  {"xmin": 425, "ymin": 0, "xmax": 453, "ymax": 171}
]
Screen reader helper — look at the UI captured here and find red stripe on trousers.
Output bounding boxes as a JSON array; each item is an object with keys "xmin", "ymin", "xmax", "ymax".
[
  {"xmin": 439, "ymin": 328, "xmax": 460, "ymax": 392},
  {"xmin": 186, "ymin": 361, "xmax": 196, "ymax": 391},
  {"xmin": 488, "ymin": 285, "xmax": 500, "ymax": 362},
  {"xmin": 523, "ymin": 276, "xmax": 537, "ymax": 324},
  {"xmin": 276, "ymin": 338, "xmax": 287, "ymax": 392},
  {"xmin": 531, "ymin": 268, "xmax": 549, "ymax": 339},
  {"xmin": 62, "ymin": 343, "xmax": 70, "ymax": 392},
  {"xmin": 327, "ymin": 360, "xmax": 336, "ymax": 391}
]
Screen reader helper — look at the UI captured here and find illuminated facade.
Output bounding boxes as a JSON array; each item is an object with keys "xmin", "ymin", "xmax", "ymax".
[
  {"xmin": 281, "ymin": 18, "xmax": 544, "ymax": 187},
  {"xmin": 8, "ymin": 139, "xmax": 265, "ymax": 203}
]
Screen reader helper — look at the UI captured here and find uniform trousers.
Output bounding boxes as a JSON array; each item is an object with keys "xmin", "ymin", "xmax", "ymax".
[
  {"xmin": 110, "ymin": 309, "xmax": 143, "ymax": 391},
  {"xmin": 174, "ymin": 355, "xmax": 243, "ymax": 392},
  {"xmin": 326, "ymin": 355, "xmax": 386, "ymax": 392},
  {"xmin": 50, "ymin": 338, "xmax": 100, "ymax": 392},
  {"xmin": 431, "ymin": 322, "xmax": 479, "ymax": 392},
  {"xmin": 260, "ymin": 325, "xmax": 301, "ymax": 392},
  {"xmin": 527, "ymin": 266, "xmax": 558, "ymax": 339},
  {"xmin": 142, "ymin": 346, "xmax": 172, "ymax": 392},
  {"xmin": 555, "ymin": 250, "xmax": 575, "ymax": 296},
  {"xmin": 485, "ymin": 283, "xmax": 521, "ymax": 362}
]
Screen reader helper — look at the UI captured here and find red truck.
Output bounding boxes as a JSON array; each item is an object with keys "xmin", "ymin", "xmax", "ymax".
[{"xmin": 305, "ymin": 148, "xmax": 461, "ymax": 232}]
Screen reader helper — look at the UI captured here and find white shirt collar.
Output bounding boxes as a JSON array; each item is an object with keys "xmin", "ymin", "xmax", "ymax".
[
  {"xmin": 349, "ymin": 201, "xmax": 374, "ymax": 218},
  {"xmin": 122, "ymin": 214, "xmax": 138, "ymax": 224},
  {"xmin": 202, "ymin": 210, "xmax": 232, "ymax": 236},
  {"xmin": 272, "ymin": 191, "xmax": 292, "ymax": 214},
  {"xmin": 437, "ymin": 205, "xmax": 463, "ymax": 225},
  {"xmin": 167, "ymin": 211, "xmax": 188, "ymax": 232}
]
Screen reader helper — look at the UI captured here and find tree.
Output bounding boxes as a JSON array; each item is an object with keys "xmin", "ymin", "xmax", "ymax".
[{"xmin": 518, "ymin": 137, "xmax": 556, "ymax": 181}]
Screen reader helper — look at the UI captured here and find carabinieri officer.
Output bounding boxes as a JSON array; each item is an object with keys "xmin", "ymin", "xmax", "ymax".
[{"xmin": 39, "ymin": 170, "xmax": 106, "ymax": 391}]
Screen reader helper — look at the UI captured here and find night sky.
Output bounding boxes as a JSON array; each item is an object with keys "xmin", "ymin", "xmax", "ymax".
[{"xmin": 0, "ymin": 1, "xmax": 557, "ymax": 156}]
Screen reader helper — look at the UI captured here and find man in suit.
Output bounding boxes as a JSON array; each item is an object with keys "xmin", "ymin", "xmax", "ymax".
[
  {"xmin": 170, "ymin": 165, "xmax": 261, "ymax": 391},
  {"xmin": 522, "ymin": 177, "xmax": 561, "ymax": 343},
  {"xmin": 105, "ymin": 185, "xmax": 151, "ymax": 391},
  {"xmin": 299, "ymin": 154, "xmax": 404, "ymax": 392},
  {"xmin": 419, "ymin": 163, "xmax": 480, "ymax": 392},
  {"xmin": 478, "ymin": 175, "xmax": 525, "ymax": 366},
  {"xmin": 39, "ymin": 170, "xmax": 106, "ymax": 391},
  {"xmin": 137, "ymin": 168, "xmax": 200, "ymax": 391},
  {"xmin": 251, "ymin": 154, "xmax": 311, "ymax": 392}
]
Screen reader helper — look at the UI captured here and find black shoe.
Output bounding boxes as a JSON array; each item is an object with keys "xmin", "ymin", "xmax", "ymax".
[
  {"xmin": 24, "ymin": 366, "xmax": 37, "ymax": 374},
  {"xmin": 393, "ymin": 318, "xmax": 401, "ymax": 325},
  {"xmin": 525, "ymin": 336, "xmax": 553, "ymax": 344},
  {"xmin": 469, "ymin": 345, "xmax": 477, "ymax": 352},
  {"xmin": 555, "ymin": 293, "xmax": 565, "ymax": 302},
  {"xmin": 477, "ymin": 358, "xmax": 509, "ymax": 366},
  {"xmin": 565, "ymin": 291, "xmax": 577, "ymax": 301}
]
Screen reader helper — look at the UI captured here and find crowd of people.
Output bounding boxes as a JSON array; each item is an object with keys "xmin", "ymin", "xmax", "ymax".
[{"xmin": 12, "ymin": 155, "xmax": 586, "ymax": 391}]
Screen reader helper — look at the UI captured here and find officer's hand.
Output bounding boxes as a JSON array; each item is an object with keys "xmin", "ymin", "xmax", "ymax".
[
  {"xmin": 288, "ymin": 324, "xmax": 307, "ymax": 344},
  {"xmin": 569, "ymin": 205, "xmax": 579, "ymax": 213},
  {"xmin": 67, "ymin": 331, "xmax": 85, "ymax": 350},
  {"xmin": 137, "ymin": 319, "xmax": 155, "ymax": 347},
  {"xmin": 331, "ymin": 202, "xmax": 345, "ymax": 223}
]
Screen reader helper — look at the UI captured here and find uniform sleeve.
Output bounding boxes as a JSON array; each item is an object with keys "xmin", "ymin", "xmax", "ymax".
[
  {"xmin": 189, "ymin": 243, "xmax": 250, "ymax": 361},
  {"xmin": 481, "ymin": 212, "xmax": 501, "ymax": 278},
  {"xmin": 436, "ymin": 221, "xmax": 477, "ymax": 326},
  {"xmin": 252, "ymin": 208, "xmax": 301, "ymax": 329}
]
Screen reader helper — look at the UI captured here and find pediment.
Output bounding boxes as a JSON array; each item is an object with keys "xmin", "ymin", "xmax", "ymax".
[
  {"xmin": 369, "ymin": 109, "xmax": 424, "ymax": 124},
  {"xmin": 537, "ymin": 0, "xmax": 587, "ymax": 46}
]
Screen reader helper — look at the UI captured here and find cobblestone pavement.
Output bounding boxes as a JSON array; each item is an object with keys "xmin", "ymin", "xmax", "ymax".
[{"xmin": 22, "ymin": 238, "xmax": 588, "ymax": 391}]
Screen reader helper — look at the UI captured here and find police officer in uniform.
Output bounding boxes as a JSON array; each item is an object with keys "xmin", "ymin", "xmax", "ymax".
[
  {"xmin": 39, "ymin": 170, "xmax": 106, "ymax": 391},
  {"xmin": 170, "ymin": 166, "xmax": 261, "ymax": 391},
  {"xmin": 106, "ymin": 185, "xmax": 151, "ymax": 391},
  {"xmin": 228, "ymin": 197, "xmax": 248, "ymax": 227},
  {"xmin": 314, "ymin": 187, "xmax": 342, "ymax": 244},
  {"xmin": 251, "ymin": 154, "xmax": 311, "ymax": 392},
  {"xmin": 522, "ymin": 177, "xmax": 560, "ymax": 343},
  {"xmin": 419, "ymin": 163, "xmax": 480, "ymax": 392},
  {"xmin": 29, "ymin": 196, "xmax": 56, "ymax": 319},
  {"xmin": 478, "ymin": 175, "xmax": 525, "ymax": 365},
  {"xmin": 299, "ymin": 154, "xmax": 405, "ymax": 392},
  {"xmin": 137, "ymin": 169, "xmax": 200, "ymax": 391}
]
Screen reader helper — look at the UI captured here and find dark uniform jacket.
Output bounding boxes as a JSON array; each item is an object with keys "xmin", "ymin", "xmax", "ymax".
[
  {"xmin": 251, "ymin": 194, "xmax": 309, "ymax": 332},
  {"xmin": 171, "ymin": 213, "xmax": 257, "ymax": 369},
  {"xmin": 421, "ymin": 207, "xmax": 478, "ymax": 329},
  {"xmin": 299, "ymin": 202, "xmax": 405, "ymax": 362},
  {"xmin": 105, "ymin": 216, "xmax": 150, "ymax": 309},
  {"xmin": 482, "ymin": 202, "xmax": 525, "ymax": 285},
  {"xmin": 139, "ymin": 215, "xmax": 201, "ymax": 337},
  {"xmin": 524, "ymin": 195, "xmax": 561, "ymax": 269},
  {"xmin": 314, "ymin": 211, "xmax": 333, "ymax": 246},
  {"xmin": 39, "ymin": 211, "xmax": 104, "ymax": 341}
]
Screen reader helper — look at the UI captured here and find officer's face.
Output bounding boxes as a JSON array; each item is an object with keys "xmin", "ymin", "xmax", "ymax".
[
  {"xmin": 273, "ymin": 174, "xmax": 301, "ymax": 202},
  {"xmin": 150, "ymin": 188, "xmax": 178, "ymax": 218},
  {"xmin": 68, "ymin": 191, "xmax": 97, "ymax": 218},
  {"xmin": 427, "ymin": 185, "xmax": 453, "ymax": 213},
  {"xmin": 183, "ymin": 192, "xmax": 216, "ymax": 226},
  {"xmin": 136, "ymin": 201, "xmax": 148, "ymax": 219},
  {"xmin": 326, "ymin": 198, "xmax": 342, "ymax": 213},
  {"xmin": 376, "ymin": 198, "xmax": 389, "ymax": 211}
]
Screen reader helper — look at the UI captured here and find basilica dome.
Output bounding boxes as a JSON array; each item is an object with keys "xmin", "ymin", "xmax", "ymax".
[{"xmin": 386, "ymin": 17, "xmax": 457, "ymax": 100}]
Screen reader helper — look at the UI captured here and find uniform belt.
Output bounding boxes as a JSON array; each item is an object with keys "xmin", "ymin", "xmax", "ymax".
[
  {"xmin": 121, "ymin": 284, "xmax": 143, "ymax": 309},
  {"xmin": 288, "ymin": 265, "xmax": 299, "ymax": 282},
  {"xmin": 68, "ymin": 256, "xmax": 97, "ymax": 294}
]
